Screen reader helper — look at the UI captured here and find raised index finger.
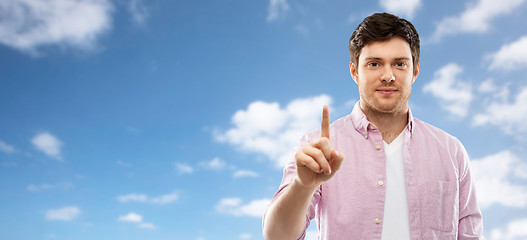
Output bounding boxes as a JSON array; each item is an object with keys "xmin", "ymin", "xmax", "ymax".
[{"xmin": 321, "ymin": 105, "xmax": 330, "ymax": 139}]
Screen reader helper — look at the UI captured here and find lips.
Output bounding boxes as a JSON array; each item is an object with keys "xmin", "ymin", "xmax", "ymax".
[{"xmin": 376, "ymin": 88, "xmax": 397, "ymax": 94}]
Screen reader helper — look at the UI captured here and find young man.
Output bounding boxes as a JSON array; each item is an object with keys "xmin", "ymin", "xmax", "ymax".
[{"xmin": 263, "ymin": 13, "xmax": 483, "ymax": 239}]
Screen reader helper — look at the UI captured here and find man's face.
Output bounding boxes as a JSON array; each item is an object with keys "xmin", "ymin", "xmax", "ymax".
[{"xmin": 350, "ymin": 37, "xmax": 419, "ymax": 114}]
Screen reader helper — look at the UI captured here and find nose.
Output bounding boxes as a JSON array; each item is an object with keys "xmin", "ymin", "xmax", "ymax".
[{"xmin": 381, "ymin": 66, "xmax": 395, "ymax": 82}]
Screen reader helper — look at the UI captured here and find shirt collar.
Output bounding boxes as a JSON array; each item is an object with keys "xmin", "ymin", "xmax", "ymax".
[{"xmin": 350, "ymin": 101, "xmax": 414, "ymax": 138}]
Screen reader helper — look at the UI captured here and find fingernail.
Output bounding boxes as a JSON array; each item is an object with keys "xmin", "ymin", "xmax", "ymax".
[
  {"xmin": 336, "ymin": 151, "xmax": 339, "ymax": 157},
  {"xmin": 325, "ymin": 169, "xmax": 331, "ymax": 175}
]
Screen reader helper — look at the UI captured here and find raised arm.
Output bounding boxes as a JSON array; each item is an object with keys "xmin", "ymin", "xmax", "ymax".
[{"xmin": 263, "ymin": 106, "xmax": 345, "ymax": 240}]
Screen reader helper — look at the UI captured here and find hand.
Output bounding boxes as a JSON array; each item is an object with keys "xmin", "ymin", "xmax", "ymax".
[{"xmin": 295, "ymin": 105, "xmax": 345, "ymax": 189}]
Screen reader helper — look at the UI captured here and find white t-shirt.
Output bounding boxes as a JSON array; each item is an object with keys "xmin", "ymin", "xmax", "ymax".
[{"xmin": 381, "ymin": 131, "xmax": 411, "ymax": 240}]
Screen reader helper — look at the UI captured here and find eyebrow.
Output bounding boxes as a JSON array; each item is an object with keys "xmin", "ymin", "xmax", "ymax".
[{"xmin": 364, "ymin": 57, "xmax": 411, "ymax": 61}]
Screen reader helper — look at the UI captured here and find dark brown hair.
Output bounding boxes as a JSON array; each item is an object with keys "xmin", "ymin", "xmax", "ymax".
[{"xmin": 349, "ymin": 13, "xmax": 420, "ymax": 72}]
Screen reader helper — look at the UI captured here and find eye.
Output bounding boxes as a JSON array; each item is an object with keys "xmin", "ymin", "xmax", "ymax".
[
  {"xmin": 395, "ymin": 62, "xmax": 407, "ymax": 69},
  {"xmin": 368, "ymin": 62, "xmax": 380, "ymax": 68}
]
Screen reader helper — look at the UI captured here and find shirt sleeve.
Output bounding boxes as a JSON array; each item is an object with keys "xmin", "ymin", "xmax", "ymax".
[
  {"xmin": 456, "ymin": 140, "xmax": 484, "ymax": 239},
  {"xmin": 267, "ymin": 133, "xmax": 322, "ymax": 240}
]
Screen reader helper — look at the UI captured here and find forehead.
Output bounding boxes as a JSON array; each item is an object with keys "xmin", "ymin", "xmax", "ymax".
[{"xmin": 359, "ymin": 37, "xmax": 412, "ymax": 61}]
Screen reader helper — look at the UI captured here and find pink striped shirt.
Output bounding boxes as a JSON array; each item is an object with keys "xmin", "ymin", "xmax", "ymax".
[{"xmin": 271, "ymin": 102, "xmax": 483, "ymax": 239}]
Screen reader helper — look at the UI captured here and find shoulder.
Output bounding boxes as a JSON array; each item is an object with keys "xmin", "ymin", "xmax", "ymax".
[
  {"xmin": 412, "ymin": 117, "xmax": 469, "ymax": 165},
  {"xmin": 413, "ymin": 117, "xmax": 462, "ymax": 146},
  {"xmin": 412, "ymin": 118, "xmax": 473, "ymax": 180}
]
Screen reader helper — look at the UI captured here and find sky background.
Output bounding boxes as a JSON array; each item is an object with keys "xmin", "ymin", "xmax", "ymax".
[{"xmin": 1, "ymin": 0, "xmax": 527, "ymax": 239}]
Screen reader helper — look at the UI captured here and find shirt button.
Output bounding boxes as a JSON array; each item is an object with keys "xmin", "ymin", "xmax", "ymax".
[
  {"xmin": 363, "ymin": 131, "xmax": 367, "ymax": 135},
  {"xmin": 376, "ymin": 144, "xmax": 381, "ymax": 150},
  {"xmin": 375, "ymin": 218, "xmax": 381, "ymax": 224},
  {"xmin": 370, "ymin": 125, "xmax": 375, "ymax": 130},
  {"xmin": 378, "ymin": 180, "xmax": 384, "ymax": 186}
]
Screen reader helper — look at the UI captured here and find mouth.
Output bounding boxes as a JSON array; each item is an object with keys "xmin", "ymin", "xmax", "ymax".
[{"xmin": 376, "ymin": 88, "xmax": 397, "ymax": 95}]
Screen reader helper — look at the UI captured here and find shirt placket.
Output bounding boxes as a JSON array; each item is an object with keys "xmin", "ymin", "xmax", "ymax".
[
  {"xmin": 367, "ymin": 123, "xmax": 387, "ymax": 239},
  {"xmin": 404, "ymin": 129, "xmax": 422, "ymax": 239}
]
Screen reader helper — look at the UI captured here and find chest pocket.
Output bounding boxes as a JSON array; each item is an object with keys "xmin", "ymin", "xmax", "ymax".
[{"xmin": 419, "ymin": 180, "xmax": 459, "ymax": 232}]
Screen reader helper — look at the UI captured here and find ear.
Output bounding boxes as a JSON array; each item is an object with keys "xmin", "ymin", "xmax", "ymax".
[
  {"xmin": 350, "ymin": 62, "xmax": 359, "ymax": 85},
  {"xmin": 412, "ymin": 63, "xmax": 419, "ymax": 84}
]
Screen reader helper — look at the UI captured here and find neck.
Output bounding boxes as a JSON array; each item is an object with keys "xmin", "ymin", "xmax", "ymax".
[{"xmin": 360, "ymin": 100, "xmax": 408, "ymax": 144}]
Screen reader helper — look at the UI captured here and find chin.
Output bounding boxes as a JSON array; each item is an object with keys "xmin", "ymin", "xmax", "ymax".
[
  {"xmin": 374, "ymin": 105, "xmax": 398, "ymax": 113},
  {"xmin": 372, "ymin": 100, "xmax": 406, "ymax": 113},
  {"xmin": 360, "ymin": 96, "xmax": 407, "ymax": 114}
]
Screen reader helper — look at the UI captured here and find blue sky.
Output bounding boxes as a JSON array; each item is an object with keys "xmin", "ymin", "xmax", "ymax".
[{"xmin": 1, "ymin": 0, "xmax": 527, "ymax": 239}]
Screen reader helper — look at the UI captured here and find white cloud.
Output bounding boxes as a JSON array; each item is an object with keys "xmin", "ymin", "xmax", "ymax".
[
  {"xmin": 45, "ymin": 206, "xmax": 81, "ymax": 221},
  {"xmin": 117, "ymin": 191, "xmax": 178, "ymax": 205},
  {"xmin": 477, "ymin": 78, "xmax": 511, "ymax": 104},
  {"xmin": 31, "ymin": 132, "xmax": 63, "ymax": 160},
  {"xmin": 471, "ymin": 150, "xmax": 527, "ymax": 209},
  {"xmin": 478, "ymin": 78, "xmax": 497, "ymax": 93},
  {"xmin": 488, "ymin": 218, "xmax": 527, "ymax": 240},
  {"xmin": 489, "ymin": 35, "xmax": 527, "ymax": 71},
  {"xmin": 0, "ymin": 0, "xmax": 113, "ymax": 54},
  {"xmin": 138, "ymin": 222, "xmax": 157, "ymax": 229},
  {"xmin": 118, "ymin": 212, "xmax": 157, "ymax": 230},
  {"xmin": 431, "ymin": 0, "xmax": 525, "ymax": 41},
  {"xmin": 267, "ymin": 0, "xmax": 289, "ymax": 22},
  {"xmin": 150, "ymin": 192, "xmax": 179, "ymax": 204},
  {"xmin": 174, "ymin": 162, "xmax": 194, "ymax": 174},
  {"xmin": 295, "ymin": 25, "xmax": 309, "ymax": 35},
  {"xmin": 239, "ymin": 233, "xmax": 252, "ymax": 239},
  {"xmin": 233, "ymin": 170, "xmax": 259, "ymax": 179},
  {"xmin": 379, "ymin": 0, "xmax": 421, "ymax": 19},
  {"xmin": 217, "ymin": 198, "xmax": 241, "ymax": 209},
  {"xmin": 118, "ymin": 212, "xmax": 142, "ymax": 223},
  {"xmin": 117, "ymin": 193, "xmax": 148, "ymax": 203},
  {"xmin": 473, "ymin": 86, "xmax": 527, "ymax": 133},
  {"xmin": 127, "ymin": 0, "xmax": 148, "ymax": 25},
  {"xmin": 199, "ymin": 157, "xmax": 226, "ymax": 171},
  {"xmin": 28, "ymin": 184, "xmax": 54, "ymax": 192},
  {"xmin": 216, "ymin": 198, "xmax": 271, "ymax": 218},
  {"xmin": 423, "ymin": 63, "xmax": 473, "ymax": 118},
  {"xmin": 27, "ymin": 182, "xmax": 73, "ymax": 192},
  {"xmin": 0, "ymin": 140, "xmax": 15, "ymax": 153},
  {"xmin": 215, "ymin": 95, "xmax": 332, "ymax": 168}
]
